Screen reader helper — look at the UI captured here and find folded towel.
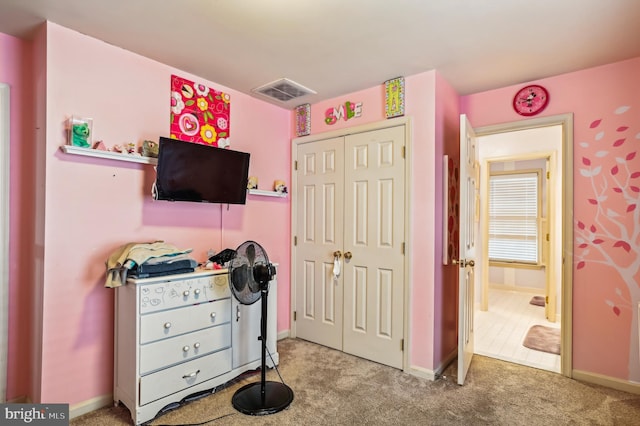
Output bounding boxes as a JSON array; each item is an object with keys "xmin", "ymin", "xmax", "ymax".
[
  {"xmin": 131, "ymin": 253, "xmax": 198, "ymax": 277},
  {"xmin": 105, "ymin": 241, "xmax": 193, "ymax": 287}
]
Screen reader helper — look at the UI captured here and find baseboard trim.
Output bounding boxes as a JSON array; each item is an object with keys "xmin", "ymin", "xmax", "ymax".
[
  {"xmin": 69, "ymin": 394, "xmax": 112, "ymax": 420},
  {"xmin": 407, "ymin": 365, "xmax": 436, "ymax": 381},
  {"xmin": 573, "ymin": 370, "xmax": 640, "ymax": 395},
  {"xmin": 277, "ymin": 330, "xmax": 290, "ymax": 341},
  {"xmin": 435, "ymin": 349, "xmax": 458, "ymax": 378}
]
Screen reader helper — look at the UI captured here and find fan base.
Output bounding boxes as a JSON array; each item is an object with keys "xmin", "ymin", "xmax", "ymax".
[{"xmin": 232, "ymin": 381, "xmax": 294, "ymax": 416}]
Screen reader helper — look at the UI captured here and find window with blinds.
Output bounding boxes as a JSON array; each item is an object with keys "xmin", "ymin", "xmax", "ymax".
[{"xmin": 488, "ymin": 171, "xmax": 540, "ymax": 264}]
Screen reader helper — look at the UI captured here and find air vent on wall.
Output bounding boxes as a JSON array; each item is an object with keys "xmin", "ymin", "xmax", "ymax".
[{"xmin": 251, "ymin": 78, "xmax": 316, "ymax": 102}]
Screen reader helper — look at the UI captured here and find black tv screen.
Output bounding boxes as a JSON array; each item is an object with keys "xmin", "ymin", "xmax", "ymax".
[{"xmin": 154, "ymin": 137, "xmax": 250, "ymax": 204}]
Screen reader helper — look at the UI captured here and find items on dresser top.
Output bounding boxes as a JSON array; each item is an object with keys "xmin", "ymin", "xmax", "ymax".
[
  {"xmin": 130, "ymin": 253, "xmax": 197, "ymax": 279},
  {"xmin": 208, "ymin": 248, "xmax": 237, "ymax": 267},
  {"xmin": 105, "ymin": 241, "xmax": 195, "ymax": 287}
]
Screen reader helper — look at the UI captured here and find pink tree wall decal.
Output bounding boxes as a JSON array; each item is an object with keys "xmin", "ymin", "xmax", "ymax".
[{"xmin": 576, "ymin": 105, "xmax": 640, "ymax": 381}]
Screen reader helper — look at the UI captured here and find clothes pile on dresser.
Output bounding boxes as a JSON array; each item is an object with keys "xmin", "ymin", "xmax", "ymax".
[{"xmin": 105, "ymin": 241, "xmax": 197, "ymax": 287}]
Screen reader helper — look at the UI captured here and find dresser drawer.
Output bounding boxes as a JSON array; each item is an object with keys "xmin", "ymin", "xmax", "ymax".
[
  {"xmin": 140, "ymin": 324, "xmax": 231, "ymax": 375},
  {"xmin": 140, "ymin": 299, "xmax": 230, "ymax": 344},
  {"xmin": 139, "ymin": 348, "xmax": 232, "ymax": 406},
  {"xmin": 139, "ymin": 274, "xmax": 230, "ymax": 314}
]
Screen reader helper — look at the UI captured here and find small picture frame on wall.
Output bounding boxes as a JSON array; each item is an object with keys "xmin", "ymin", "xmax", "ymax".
[
  {"xmin": 295, "ymin": 103, "xmax": 311, "ymax": 137},
  {"xmin": 67, "ymin": 116, "xmax": 93, "ymax": 148},
  {"xmin": 385, "ymin": 77, "xmax": 405, "ymax": 119}
]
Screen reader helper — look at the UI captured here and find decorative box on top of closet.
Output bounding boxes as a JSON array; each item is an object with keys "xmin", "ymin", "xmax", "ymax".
[{"xmin": 113, "ymin": 268, "xmax": 278, "ymax": 425}]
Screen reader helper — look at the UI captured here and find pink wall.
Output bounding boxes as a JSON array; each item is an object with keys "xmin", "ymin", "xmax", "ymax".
[
  {"xmin": 461, "ymin": 56, "xmax": 640, "ymax": 383},
  {"xmin": 26, "ymin": 22, "xmax": 291, "ymax": 405},
  {"xmin": 0, "ymin": 31, "xmax": 35, "ymax": 401}
]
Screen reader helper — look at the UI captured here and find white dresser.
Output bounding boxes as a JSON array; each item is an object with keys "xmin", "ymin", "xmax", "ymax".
[{"xmin": 113, "ymin": 269, "xmax": 278, "ymax": 425}]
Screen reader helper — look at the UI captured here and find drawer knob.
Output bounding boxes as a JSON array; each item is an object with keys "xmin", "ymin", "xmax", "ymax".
[
  {"xmin": 194, "ymin": 342, "xmax": 200, "ymax": 349},
  {"xmin": 182, "ymin": 369, "xmax": 200, "ymax": 379},
  {"xmin": 183, "ymin": 290, "xmax": 190, "ymax": 297},
  {"xmin": 194, "ymin": 289, "xmax": 201, "ymax": 295},
  {"xmin": 210, "ymin": 312, "xmax": 216, "ymax": 319},
  {"xmin": 183, "ymin": 345, "xmax": 190, "ymax": 352},
  {"xmin": 164, "ymin": 322, "xmax": 171, "ymax": 329}
]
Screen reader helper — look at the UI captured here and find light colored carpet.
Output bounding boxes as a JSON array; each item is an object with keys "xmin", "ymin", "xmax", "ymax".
[
  {"xmin": 71, "ymin": 338, "xmax": 640, "ymax": 425},
  {"xmin": 523, "ymin": 325, "xmax": 561, "ymax": 355}
]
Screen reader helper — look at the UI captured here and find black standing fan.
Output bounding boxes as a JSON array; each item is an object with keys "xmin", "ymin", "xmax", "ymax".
[{"xmin": 228, "ymin": 241, "xmax": 294, "ymax": 415}]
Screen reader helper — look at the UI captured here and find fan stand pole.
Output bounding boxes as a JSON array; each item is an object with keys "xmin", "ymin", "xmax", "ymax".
[
  {"xmin": 259, "ymin": 288, "xmax": 267, "ymax": 403},
  {"xmin": 231, "ymin": 286, "xmax": 294, "ymax": 416}
]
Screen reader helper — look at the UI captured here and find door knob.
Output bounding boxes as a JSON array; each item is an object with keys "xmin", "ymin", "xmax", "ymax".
[
  {"xmin": 344, "ymin": 251, "xmax": 353, "ymax": 260},
  {"xmin": 453, "ymin": 259, "xmax": 475, "ymax": 267},
  {"xmin": 333, "ymin": 250, "xmax": 342, "ymax": 259}
]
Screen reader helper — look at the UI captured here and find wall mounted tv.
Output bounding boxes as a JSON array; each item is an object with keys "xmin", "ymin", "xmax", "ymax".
[{"xmin": 153, "ymin": 137, "xmax": 250, "ymax": 205}]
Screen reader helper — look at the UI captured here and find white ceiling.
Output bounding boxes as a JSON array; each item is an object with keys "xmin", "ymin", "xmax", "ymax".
[{"xmin": 1, "ymin": 0, "xmax": 639, "ymax": 109}]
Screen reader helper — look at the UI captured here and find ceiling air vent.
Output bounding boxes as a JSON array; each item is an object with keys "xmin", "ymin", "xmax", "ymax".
[{"xmin": 252, "ymin": 78, "xmax": 316, "ymax": 102}]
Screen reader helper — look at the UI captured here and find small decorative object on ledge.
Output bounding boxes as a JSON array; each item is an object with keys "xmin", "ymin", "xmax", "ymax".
[
  {"xmin": 274, "ymin": 180, "xmax": 288, "ymax": 194},
  {"xmin": 247, "ymin": 176, "xmax": 259, "ymax": 189},
  {"xmin": 384, "ymin": 77, "xmax": 405, "ymax": 119},
  {"xmin": 142, "ymin": 140, "xmax": 159, "ymax": 158},
  {"xmin": 294, "ymin": 103, "xmax": 311, "ymax": 136},
  {"xmin": 67, "ymin": 116, "xmax": 93, "ymax": 148}
]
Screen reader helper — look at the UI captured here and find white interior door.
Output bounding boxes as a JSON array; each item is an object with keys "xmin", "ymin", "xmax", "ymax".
[
  {"xmin": 294, "ymin": 136, "xmax": 345, "ymax": 350},
  {"xmin": 342, "ymin": 127, "xmax": 405, "ymax": 369},
  {"xmin": 458, "ymin": 114, "xmax": 478, "ymax": 385}
]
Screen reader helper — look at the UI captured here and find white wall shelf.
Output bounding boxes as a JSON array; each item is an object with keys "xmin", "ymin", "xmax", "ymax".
[
  {"xmin": 60, "ymin": 145, "xmax": 158, "ymax": 165},
  {"xmin": 248, "ymin": 189, "xmax": 287, "ymax": 198}
]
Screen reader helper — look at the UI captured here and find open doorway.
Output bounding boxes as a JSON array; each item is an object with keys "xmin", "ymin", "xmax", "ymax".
[{"xmin": 470, "ymin": 116, "xmax": 572, "ymax": 375}]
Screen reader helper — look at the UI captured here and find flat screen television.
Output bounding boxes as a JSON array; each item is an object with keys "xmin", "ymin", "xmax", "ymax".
[{"xmin": 153, "ymin": 137, "xmax": 250, "ymax": 204}]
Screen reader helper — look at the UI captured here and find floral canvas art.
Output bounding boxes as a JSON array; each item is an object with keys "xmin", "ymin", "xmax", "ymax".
[{"xmin": 170, "ymin": 75, "xmax": 230, "ymax": 148}]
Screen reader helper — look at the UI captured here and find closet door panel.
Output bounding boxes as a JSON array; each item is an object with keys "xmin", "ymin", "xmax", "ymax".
[
  {"xmin": 294, "ymin": 137, "xmax": 344, "ymax": 350},
  {"xmin": 342, "ymin": 126, "xmax": 405, "ymax": 369}
]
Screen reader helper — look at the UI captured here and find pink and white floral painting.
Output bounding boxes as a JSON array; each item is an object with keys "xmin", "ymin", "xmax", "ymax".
[{"xmin": 170, "ymin": 74, "xmax": 230, "ymax": 148}]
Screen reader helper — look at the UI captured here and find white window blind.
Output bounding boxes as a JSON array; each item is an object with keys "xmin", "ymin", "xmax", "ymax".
[{"xmin": 488, "ymin": 172, "xmax": 539, "ymax": 264}]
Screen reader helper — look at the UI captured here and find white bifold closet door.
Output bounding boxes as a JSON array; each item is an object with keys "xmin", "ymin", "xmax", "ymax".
[{"xmin": 294, "ymin": 124, "xmax": 406, "ymax": 369}]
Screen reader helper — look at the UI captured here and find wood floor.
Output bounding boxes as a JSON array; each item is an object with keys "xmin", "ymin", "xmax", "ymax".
[{"xmin": 474, "ymin": 288, "xmax": 561, "ymax": 373}]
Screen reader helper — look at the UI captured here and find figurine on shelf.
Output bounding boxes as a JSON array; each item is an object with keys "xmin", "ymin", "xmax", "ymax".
[
  {"xmin": 142, "ymin": 140, "xmax": 159, "ymax": 158},
  {"xmin": 93, "ymin": 140, "xmax": 107, "ymax": 151},
  {"xmin": 274, "ymin": 180, "xmax": 288, "ymax": 194},
  {"xmin": 72, "ymin": 122, "xmax": 91, "ymax": 148},
  {"xmin": 126, "ymin": 142, "xmax": 140, "ymax": 155},
  {"xmin": 247, "ymin": 176, "xmax": 258, "ymax": 190}
]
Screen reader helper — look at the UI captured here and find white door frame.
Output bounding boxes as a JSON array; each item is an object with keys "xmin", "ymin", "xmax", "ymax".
[
  {"xmin": 474, "ymin": 113, "xmax": 573, "ymax": 377},
  {"xmin": 290, "ymin": 117, "xmax": 412, "ymax": 372},
  {"xmin": 0, "ymin": 83, "xmax": 10, "ymax": 401}
]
